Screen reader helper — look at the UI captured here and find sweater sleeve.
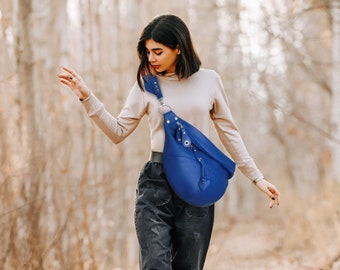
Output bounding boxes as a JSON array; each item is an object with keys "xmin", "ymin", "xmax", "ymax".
[
  {"xmin": 81, "ymin": 82, "xmax": 147, "ymax": 144},
  {"xmin": 210, "ymin": 74, "xmax": 263, "ymax": 181}
]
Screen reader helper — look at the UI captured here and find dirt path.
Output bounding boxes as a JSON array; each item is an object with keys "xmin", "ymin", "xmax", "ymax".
[{"xmin": 204, "ymin": 217, "xmax": 339, "ymax": 270}]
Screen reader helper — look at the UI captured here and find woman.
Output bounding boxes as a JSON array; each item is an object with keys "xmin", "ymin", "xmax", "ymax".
[{"xmin": 58, "ymin": 14, "xmax": 280, "ymax": 270}]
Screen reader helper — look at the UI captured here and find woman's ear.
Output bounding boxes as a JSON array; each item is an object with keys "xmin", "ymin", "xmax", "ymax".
[{"xmin": 176, "ymin": 45, "xmax": 181, "ymax": 55}]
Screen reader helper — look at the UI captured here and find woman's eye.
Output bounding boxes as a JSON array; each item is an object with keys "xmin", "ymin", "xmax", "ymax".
[{"xmin": 146, "ymin": 50, "xmax": 163, "ymax": 56}]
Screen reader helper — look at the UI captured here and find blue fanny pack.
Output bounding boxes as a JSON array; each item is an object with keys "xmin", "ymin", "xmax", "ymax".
[{"xmin": 144, "ymin": 75, "xmax": 236, "ymax": 207}]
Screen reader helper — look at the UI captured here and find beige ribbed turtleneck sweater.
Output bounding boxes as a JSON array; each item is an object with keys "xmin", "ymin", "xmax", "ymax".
[{"xmin": 81, "ymin": 69, "xmax": 263, "ymax": 182}]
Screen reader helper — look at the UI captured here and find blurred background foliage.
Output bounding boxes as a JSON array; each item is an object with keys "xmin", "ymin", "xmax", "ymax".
[{"xmin": 0, "ymin": 0, "xmax": 339, "ymax": 269}]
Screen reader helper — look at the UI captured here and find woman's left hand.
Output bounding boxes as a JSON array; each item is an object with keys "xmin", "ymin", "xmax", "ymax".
[
  {"xmin": 255, "ymin": 179, "xmax": 280, "ymax": 208},
  {"xmin": 57, "ymin": 66, "xmax": 91, "ymax": 100}
]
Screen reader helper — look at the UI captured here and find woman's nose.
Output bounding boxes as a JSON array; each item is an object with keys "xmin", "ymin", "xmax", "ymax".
[{"xmin": 148, "ymin": 53, "xmax": 155, "ymax": 62}]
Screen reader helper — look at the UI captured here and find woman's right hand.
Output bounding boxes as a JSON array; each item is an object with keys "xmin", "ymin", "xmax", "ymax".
[
  {"xmin": 255, "ymin": 179, "xmax": 280, "ymax": 208},
  {"xmin": 58, "ymin": 66, "xmax": 91, "ymax": 100}
]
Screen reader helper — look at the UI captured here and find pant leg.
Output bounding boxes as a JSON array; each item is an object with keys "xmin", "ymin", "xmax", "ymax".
[
  {"xmin": 134, "ymin": 161, "xmax": 215, "ymax": 270},
  {"xmin": 135, "ymin": 162, "xmax": 174, "ymax": 270},
  {"xmin": 171, "ymin": 195, "xmax": 214, "ymax": 270}
]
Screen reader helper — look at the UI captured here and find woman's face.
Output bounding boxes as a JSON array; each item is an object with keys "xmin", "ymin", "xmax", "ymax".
[{"xmin": 145, "ymin": 39, "xmax": 180, "ymax": 74}]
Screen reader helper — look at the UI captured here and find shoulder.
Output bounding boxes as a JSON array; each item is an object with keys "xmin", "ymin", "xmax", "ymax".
[
  {"xmin": 191, "ymin": 69, "xmax": 226, "ymax": 97},
  {"xmin": 188, "ymin": 69, "xmax": 223, "ymax": 89},
  {"xmin": 191, "ymin": 68, "xmax": 221, "ymax": 81}
]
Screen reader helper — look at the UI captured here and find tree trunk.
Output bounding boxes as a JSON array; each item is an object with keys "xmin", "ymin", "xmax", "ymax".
[
  {"xmin": 15, "ymin": 0, "xmax": 46, "ymax": 268},
  {"xmin": 330, "ymin": 0, "xmax": 340, "ymax": 181}
]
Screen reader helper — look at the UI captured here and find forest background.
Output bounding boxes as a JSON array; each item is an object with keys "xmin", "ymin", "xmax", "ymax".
[{"xmin": 1, "ymin": 0, "xmax": 340, "ymax": 269}]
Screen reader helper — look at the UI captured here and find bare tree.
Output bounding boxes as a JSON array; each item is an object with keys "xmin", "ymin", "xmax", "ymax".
[
  {"xmin": 0, "ymin": 0, "xmax": 339, "ymax": 269},
  {"xmin": 330, "ymin": 0, "xmax": 340, "ymax": 181}
]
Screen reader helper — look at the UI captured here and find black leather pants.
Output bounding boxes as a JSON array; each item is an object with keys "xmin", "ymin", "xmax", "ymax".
[{"xmin": 135, "ymin": 161, "xmax": 214, "ymax": 270}]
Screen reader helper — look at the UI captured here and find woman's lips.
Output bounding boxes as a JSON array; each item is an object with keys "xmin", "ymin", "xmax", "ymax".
[{"xmin": 152, "ymin": 65, "xmax": 160, "ymax": 70}]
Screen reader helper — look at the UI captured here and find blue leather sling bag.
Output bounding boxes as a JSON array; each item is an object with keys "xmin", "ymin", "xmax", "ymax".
[{"xmin": 144, "ymin": 75, "xmax": 236, "ymax": 207}]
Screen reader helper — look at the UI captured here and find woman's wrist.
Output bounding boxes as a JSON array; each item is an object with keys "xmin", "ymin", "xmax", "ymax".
[
  {"xmin": 252, "ymin": 176, "xmax": 264, "ymax": 185},
  {"xmin": 79, "ymin": 89, "xmax": 91, "ymax": 101},
  {"xmin": 79, "ymin": 92, "xmax": 91, "ymax": 102}
]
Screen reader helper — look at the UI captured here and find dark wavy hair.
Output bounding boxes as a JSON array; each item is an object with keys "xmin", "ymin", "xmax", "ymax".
[{"xmin": 137, "ymin": 14, "xmax": 201, "ymax": 89}]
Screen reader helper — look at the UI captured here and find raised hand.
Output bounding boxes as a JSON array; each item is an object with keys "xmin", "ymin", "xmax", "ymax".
[{"xmin": 58, "ymin": 66, "xmax": 91, "ymax": 100}]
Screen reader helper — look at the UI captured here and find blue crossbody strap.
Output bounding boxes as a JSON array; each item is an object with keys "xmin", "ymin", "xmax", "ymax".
[{"xmin": 143, "ymin": 75, "xmax": 163, "ymax": 100}]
